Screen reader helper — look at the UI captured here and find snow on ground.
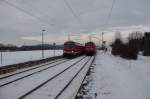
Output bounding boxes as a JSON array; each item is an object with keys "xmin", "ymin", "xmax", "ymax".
[
  {"xmin": 88, "ymin": 51, "xmax": 150, "ymax": 99},
  {"xmin": 0, "ymin": 59, "xmax": 66, "ymax": 86},
  {"xmin": 0, "ymin": 58, "xmax": 64, "ymax": 79},
  {"xmin": 0, "ymin": 56, "xmax": 84, "ymax": 99},
  {"xmin": 56, "ymin": 57, "xmax": 94, "ymax": 99},
  {"xmin": 0, "ymin": 50, "xmax": 63, "ymax": 67},
  {"xmin": 25, "ymin": 57, "xmax": 90, "ymax": 99}
]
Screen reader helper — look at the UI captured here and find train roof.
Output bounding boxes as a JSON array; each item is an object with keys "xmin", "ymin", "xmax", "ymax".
[
  {"xmin": 64, "ymin": 41, "xmax": 74, "ymax": 44},
  {"xmin": 64, "ymin": 41, "xmax": 84, "ymax": 46},
  {"xmin": 85, "ymin": 41, "xmax": 95, "ymax": 45}
]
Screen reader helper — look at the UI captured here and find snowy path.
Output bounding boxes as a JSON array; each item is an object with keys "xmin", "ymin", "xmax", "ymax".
[
  {"xmin": 89, "ymin": 51, "xmax": 150, "ymax": 99},
  {"xmin": 0, "ymin": 56, "xmax": 90, "ymax": 99}
]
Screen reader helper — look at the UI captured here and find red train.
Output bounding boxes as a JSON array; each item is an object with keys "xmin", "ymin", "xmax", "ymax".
[
  {"xmin": 85, "ymin": 41, "xmax": 96, "ymax": 56},
  {"xmin": 63, "ymin": 41, "xmax": 84, "ymax": 57}
]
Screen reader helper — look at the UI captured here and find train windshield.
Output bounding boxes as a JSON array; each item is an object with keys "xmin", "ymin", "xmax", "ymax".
[
  {"xmin": 64, "ymin": 42, "xmax": 75, "ymax": 48},
  {"xmin": 85, "ymin": 42, "xmax": 95, "ymax": 46}
]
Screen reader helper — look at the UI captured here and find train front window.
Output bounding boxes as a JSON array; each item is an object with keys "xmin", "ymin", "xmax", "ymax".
[
  {"xmin": 85, "ymin": 42, "xmax": 94, "ymax": 46},
  {"xmin": 64, "ymin": 43, "xmax": 75, "ymax": 48}
]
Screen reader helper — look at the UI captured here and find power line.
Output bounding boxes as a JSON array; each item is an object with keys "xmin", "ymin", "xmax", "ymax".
[
  {"xmin": 100, "ymin": 0, "xmax": 116, "ymax": 45},
  {"xmin": 63, "ymin": 0, "xmax": 81, "ymax": 25},
  {"xmin": 2, "ymin": 0, "xmax": 54, "ymax": 27},
  {"xmin": 21, "ymin": 1, "xmax": 56, "ymax": 26},
  {"xmin": 104, "ymin": 0, "xmax": 116, "ymax": 28}
]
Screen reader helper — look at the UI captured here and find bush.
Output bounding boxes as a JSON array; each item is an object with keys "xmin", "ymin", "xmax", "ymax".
[
  {"xmin": 143, "ymin": 32, "xmax": 150, "ymax": 56},
  {"xmin": 111, "ymin": 32, "xmax": 140, "ymax": 60},
  {"xmin": 111, "ymin": 39, "xmax": 123, "ymax": 55},
  {"xmin": 120, "ymin": 42, "xmax": 138, "ymax": 60}
]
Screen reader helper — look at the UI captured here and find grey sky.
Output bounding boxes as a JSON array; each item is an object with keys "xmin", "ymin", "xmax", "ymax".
[{"xmin": 0, "ymin": 0, "xmax": 150, "ymax": 45}]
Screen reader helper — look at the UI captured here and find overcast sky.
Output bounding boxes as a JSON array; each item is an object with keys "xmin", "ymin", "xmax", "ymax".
[{"xmin": 0, "ymin": 0, "xmax": 150, "ymax": 45}]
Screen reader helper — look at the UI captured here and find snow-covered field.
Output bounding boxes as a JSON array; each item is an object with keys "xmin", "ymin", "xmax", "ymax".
[
  {"xmin": 87, "ymin": 51, "xmax": 150, "ymax": 99},
  {"xmin": 0, "ymin": 50, "xmax": 63, "ymax": 67}
]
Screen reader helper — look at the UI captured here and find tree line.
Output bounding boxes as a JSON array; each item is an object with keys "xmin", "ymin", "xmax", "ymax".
[
  {"xmin": 111, "ymin": 32, "xmax": 150, "ymax": 60},
  {"xmin": 0, "ymin": 44, "xmax": 63, "ymax": 52}
]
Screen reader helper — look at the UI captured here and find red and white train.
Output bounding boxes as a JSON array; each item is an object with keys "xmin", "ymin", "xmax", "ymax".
[
  {"xmin": 84, "ymin": 41, "xmax": 96, "ymax": 56},
  {"xmin": 63, "ymin": 41, "xmax": 96, "ymax": 57},
  {"xmin": 63, "ymin": 41, "xmax": 84, "ymax": 57}
]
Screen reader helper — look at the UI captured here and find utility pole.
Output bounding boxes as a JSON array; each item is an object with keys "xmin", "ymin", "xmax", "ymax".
[
  {"xmin": 89, "ymin": 35, "xmax": 92, "ymax": 41},
  {"xmin": 42, "ymin": 29, "xmax": 46, "ymax": 59},
  {"xmin": 1, "ymin": 52, "xmax": 2, "ymax": 64},
  {"xmin": 23, "ymin": 42, "xmax": 26, "ymax": 46},
  {"xmin": 68, "ymin": 33, "xmax": 71, "ymax": 41},
  {"xmin": 102, "ymin": 32, "xmax": 104, "ymax": 44},
  {"xmin": 101, "ymin": 32, "xmax": 104, "ymax": 50},
  {"xmin": 53, "ymin": 43, "xmax": 56, "ymax": 57}
]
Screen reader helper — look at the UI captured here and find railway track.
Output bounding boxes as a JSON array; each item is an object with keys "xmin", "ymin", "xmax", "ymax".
[
  {"xmin": 0, "ymin": 58, "xmax": 71, "ymax": 87},
  {"xmin": 54, "ymin": 57, "xmax": 92, "ymax": 99},
  {"xmin": 54, "ymin": 56, "xmax": 95, "ymax": 99},
  {"xmin": 0, "ymin": 58, "xmax": 65, "ymax": 80},
  {"xmin": 0, "ymin": 55, "xmax": 95, "ymax": 99}
]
